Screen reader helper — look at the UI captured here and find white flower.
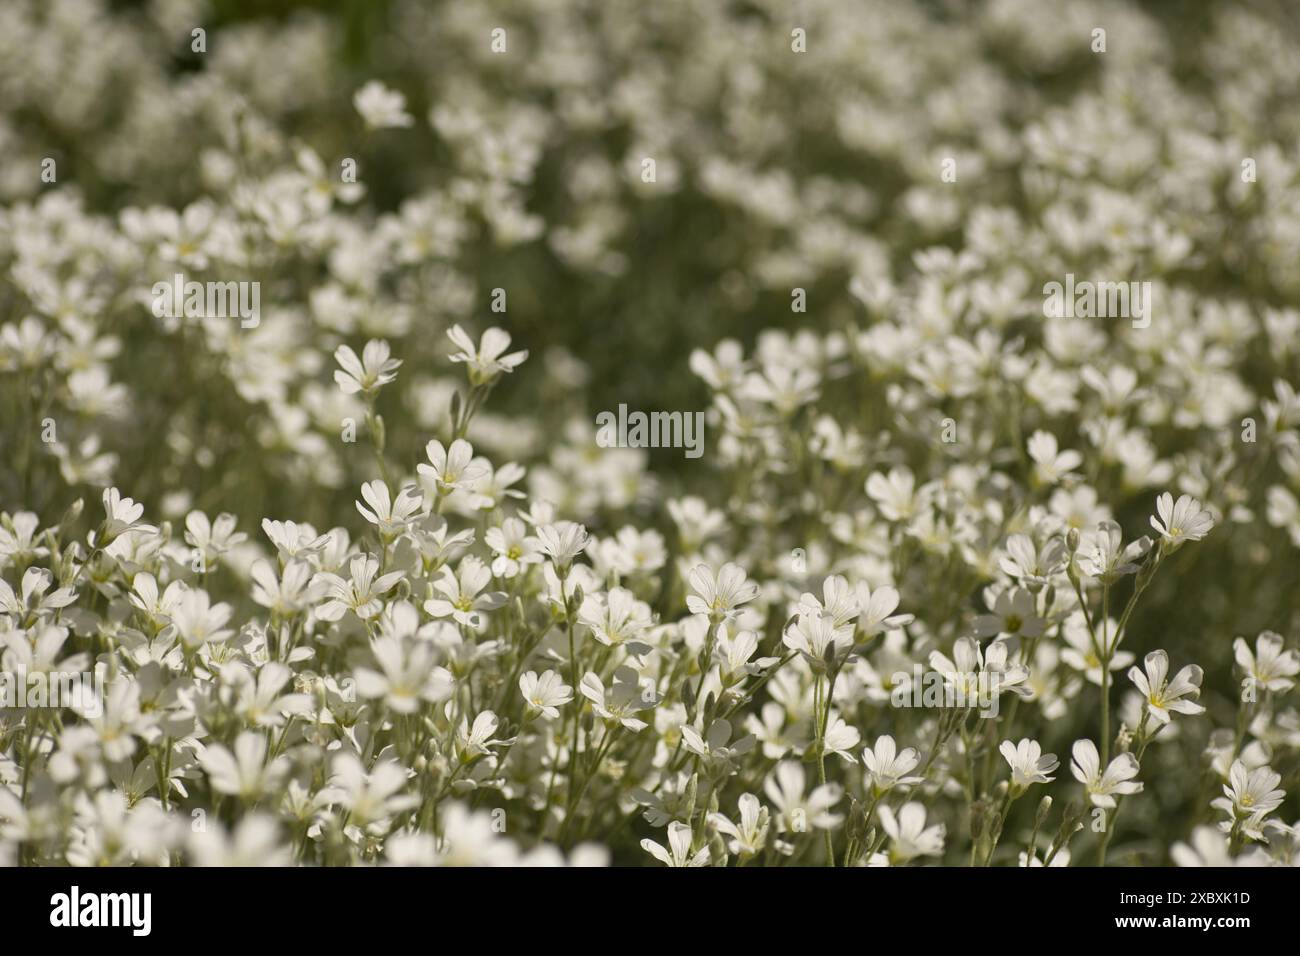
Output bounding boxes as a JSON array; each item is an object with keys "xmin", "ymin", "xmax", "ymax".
[
  {"xmin": 797, "ymin": 574, "xmax": 858, "ymax": 635},
  {"xmin": 1149, "ymin": 492, "xmax": 1215, "ymax": 552},
  {"xmin": 321, "ymin": 753, "xmax": 417, "ymax": 825},
  {"xmin": 334, "ymin": 339, "xmax": 401, "ymax": 396},
  {"xmin": 1019, "ymin": 848, "xmax": 1070, "ymax": 867},
  {"xmin": 681, "ymin": 718, "xmax": 756, "ymax": 765},
  {"xmin": 355, "ymin": 630, "xmax": 455, "ymax": 714},
  {"xmin": 446, "ymin": 324, "xmax": 528, "ymax": 386},
  {"xmin": 579, "ymin": 667, "xmax": 654, "ymax": 731},
  {"xmin": 973, "ymin": 587, "xmax": 1046, "ymax": 640},
  {"xmin": 862, "ymin": 735, "xmax": 924, "ymax": 795},
  {"xmin": 314, "ymin": 554, "xmax": 404, "ymax": 621},
  {"xmin": 536, "ymin": 521, "xmax": 591, "ymax": 572},
  {"xmin": 418, "ymin": 439, "xmax": 490, "ymax": 496},
  {"xmin": 355, "ymin": 480, "xmax": 425, "ymax": 537},
  {"xmin": 822, "ymin": 714, "xmax": 860, "ymax": 763},
  {"xmin": 865, "ymin": 466, "xmax": 917, "ymax": 521},
  {"xmin": 1077, "ymin": 520, "xmax": 1150, "ymax": 583},
  {"xmin": 95, "ymin": 487, "xmax": 157, "ymax": 548},
  {"xmin": 1069, "ymin": 739, "xmax": 1142, "ymax": 808},
  {"xmin": 763, "ymin": 760, "xmax": 842, "ymax": 832},
  {"xmin": 183, "ymin": 510, "xmax": 246, "ymax": 565},
  {"xmin": 1061, "ymin": 612, "xmax": 1133, "ymax": 685},
  {"xmin": 1213, "ymin": 760, "xmax": 1285, "ymax": 819},
  {"xmin": 686, "ymin": 562, "xmax": 759, "ymax": 622},
  {"xmin": 1234, "ymin": 631, "xmax": 1299, "ymax": 693},
  {"xmin": 929, "ymin": 637, "xmax": 1031, "ymax": 701},
  {"xmin": 878, "ymin": 802, "xmax": 945, "ymax": 863},
  {"xmin": 519, "ymin": 670, "xmax": 572, "ymax": 720},
  {"xmin": 423, "ymin": 556, "xmax": 506, "ymax": 627},
  {"xmin": 854, "ymin": 581, "xmax": 913, "ymax": 637},
  {"xmin": 999, "ymin": 738, "xmax": 1059, "ymax": 790},
  {"xmin": 999, "ymin": 534, "xmax": 1066, "ymax": 589},
  {"xmin": 485, "ymin": 517, "xmax": 542, "ymax": 578},
  {"xmin": 1128, "ymin": 650, "xmax": 1205, "ymax": 725},
  {"xmin": 578, "ymin": 586, "xmax": 653, "ymax": 646},
  {"xmin": 641, "ymin": 821, "xmax": 709, "ymax": 867},
  {"xmin": 1027, "ymin": 430, "xmax": 1082, "ymax": 485},
  {"xmin": 782, "ymin": 611, "xmax": 845, "ymax": 667},
  {"xmin": 1171, "ymin": 826, "xmax": 1270, "ymax": 867},
  {"xmin": 708, "ymin": 793, "xmax": 768, "ymax": 858},
  {"xmin": 0, "ymin": 567, "xmax": 77, "ymax": 621},
  {"xmin": 189, "ymin": 815, "xmax": 293, "ymax": 867},
  {"xmin": 170, "ymin": 587, "xmax": 234, "ymax": 650},
  {"xmin": 250, "ymin": 559, "xmax": 320, "ymax": 615},
  {"xmin": 198, "ymin": 732, "xmax": 288, "ymax": 800},
  {"xmin": 0, "ymin": 511, "xmax": 47, "ymax": 567},
  {"xmin": 353, "ymin": 80, "xmax": 413, "ymax": 129},
  {"xmin": 455, "ymin": 711, "xmax": 505, "ymax": 763},
  {"xmin": 428, "ymin": 803, "xmax": 523, "ymax": 866},
  {"xmin": 231, "ymin": 662, "xmax": 312, "ymax": 728},
  {"xmin": 715, "ymin": 627, "xmax": 780, "ymax": 683},
  {"xmin": 261, "ymin": 518, "xmax": 328, "ymax": 561}
]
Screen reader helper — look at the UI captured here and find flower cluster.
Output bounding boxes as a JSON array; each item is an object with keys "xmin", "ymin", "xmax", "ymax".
[{"xmin": 1, "ymin": 0, "xmax": 1299, "ymax": 867}]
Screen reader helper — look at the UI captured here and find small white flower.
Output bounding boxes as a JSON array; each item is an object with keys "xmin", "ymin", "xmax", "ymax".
[
  {"xmin": 353, "ymin": 80, "xmax": 414, "ymax": 129},
  {"xmin": 999, "ymin": 534, "xmax": 1066, "ymax": 589},
  {"xmin": 355, "ymin": 630, "xmax": 454, "ymax": 714},
  {"xmin": 999, "ymin": 738, "xmax": 1059, "ymax": 790},
  {"xmin": 1077, "ymin": 520, "xmax": 1150, "ymax": 583},
  {"xmin": 314, "ymin": 554, "xmax": 404, "ymax": 621},
  {"xmin": 862, "ymin": 735, "xmax": 924, "ymax": 795},
  {"xmin": 878, "ymin": 802, "xmax": 945, "ymax": 862},
  {"xmin": 782, "ymin": 611, "xmax": 845, "ymax": 667},
  {"xmin": 578, "ymin": 586, "xmax": 653, "ymax": 647},
  {"xmin": 1128, "ymin": 649, "xmax": 1205, "ymax": 725},
  {"xmin": 865, "ymin": 466, "xmax": 917, "ymax": 521},
  {"xmin": 95, "ymin": 487, "xmax": 157, "ymax": 548},
  {"xmin": 708, "ymin": 793, "xmax": 768, "ymax": 858},
  {"xmin": 854, "ymin": 581, "xmax": 913, "ymax": 637},
  {"xmin": 423, "ymin": 556, "xmax": 506, "ymax": 627},
  {"xmin": 579, "ymin": 667, "xmax": 654, "ymax": 731},
  {"xmin": 321, "ymin": 753, "xmax": 417, "ymax": 825},
  {"xmin": 355, "ymin": 480, "xmax": 425, "ymax": 537},
  {"xmin": 183, "ymin": 511, "xmax": 246, "ymax": 566},
  {"xmin": 641, "ymin": 821, "xmax": 709, "ymax": 867},
  {"xmin": 418, "ymin": 439, "xmax": 490, "ymax": 496},
  {"xmin": 1150, "ymin": 492, "xmax": 1215, "ymax": 552},
  {"xmin": 519, "ymin": 670, "xmax": 572, "ymax": 720},
  {"xmin": 1213, "ymin": 760, "xmax": 1285, "ymax": 819},
  {"xmin": 334, "ymin": 339, "xmax": 402, "ymax": 396},
  {"xmin": 485, "ymin": 517, "xmax": 543, "ymax": 578},
  {"xmin": 686, "ymin": 562, "xmax": 759, "ymax": 622},
  {"xmin": 973, "ymin": 587, "xmax": 1046, "ymax": 640},
  {"xmin": 1171, "ymin": 826, "xmax": 1270, "ymax": 867},
  {"xmin": 763, "ymin": 760, "xmax": 842, "ymax": 832},
  {"xmin": 1069, "ymin": 739, "xmax": 1142, "ymax": 808},
  {"xmin": 446, "ymin": 324, "xmax": 528, "ymax": 386},
  {"xmin": 455, "ymin": 711, "xmax": 505, "ymax": 763},
  {"xmin": 1234, "ymin": 631, "xmax": 1299, "ymax": 693},
  {"xmin": 0, "ymin": 567, "xmax": 77, "ymax": 621},
  {"xmin": 536, "ymin": 521, "xmax": 591, "ymax": 572},
  {"xmin": 198, "ymin": 732, "xmax": 288, "ymax": 800},
  {"xmin": 1027, "ymin": 430, "xmax": 1082, "ymax": 485}
]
